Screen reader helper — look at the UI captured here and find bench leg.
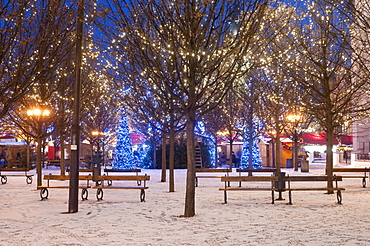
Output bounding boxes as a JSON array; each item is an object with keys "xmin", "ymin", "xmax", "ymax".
[
  {"xmin": 288, "ymin": 190, "xmax": 292, "ymax": 205},
  {"xmin": 1, "ymin": 175, "xmax": 7, "ymax": 184},
  {"xmin": 195, "ymin": 177, "xmax": 198, "ymax": 187},
  {"xmin": 140, "ymin": 189, "xmax": 146, "ymax": 202},
  {"xmin": 40, "ymin": 188, "xmax": 49, "ymax": 200},
  {"xmin": 81, "ymin": 188, "xmax": 88, "ymax": 201},
  {"xmin": 96, "ymin": 188, "xmax": 103, "ymax": 200},
  {"xmin": 271, "ymin": 190, "xmax": 274, "ymax": 204},
  {"xmin": 362, "ymin": 177, "xmax": 366, "ymax": 188},
  {"xmin": 223, "ymin": 190, "xmax": 227, "ymax": 204},
  {"xmin": 337, "ymin": 190, "xmax": 342, "ymax": 204},
  {"xmin": 26, "ymin": 176, "xmax": 32, "ymax": 184}
]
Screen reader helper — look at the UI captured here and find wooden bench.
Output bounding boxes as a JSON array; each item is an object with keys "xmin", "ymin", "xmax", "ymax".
[
  {"xmin": 0, "ymin": 168, "xmax": 34, "ymax": 184},
  {"xmin": 37, "ymin": 174, "xmax": 93, "ymax": 201},
  {"xmin": 236, "ymin": 168, "xmax": 277, "ymax": 186},
  {"xmin": 219, "ymin": 175, "xmax": 279, "ymax": 204},
  {"xmin": 45, "ymin": 160, "xmax": 61, "ymax": 167},
  {"xmin": 103, "ymin": 168, "xmax": 142, "ymax": 185},
  {"xmin": 66, "ymin": 168, "xmax": 93, "ymax": 173},
  {"xmin": 195, "ymin": 168, "xmax": 231, "ymax": 187},
  {"xmin": 93, "ymin": 174, "xmax": 150, "ymax": 202},
  {"xmin": 220, "ymin": 174, "xmax": 345, "ymax": 205},
  {"xmin": 285, "ymin": 175, "xmax": 345, "ymax": 205},
  {"xmin": 333, "ymin": 167, "xmax": 369, "ymax": 187}
]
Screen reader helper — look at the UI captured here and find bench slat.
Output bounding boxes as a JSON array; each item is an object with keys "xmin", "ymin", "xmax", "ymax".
[
  {"xmin": 339, "ymin": 176, "xmax": 367, "ymax": 179},
  {"xmin": 43, "ymin": 175, "xmax": 92, "ymax": 180},
  {"xmin": 286, "ymin": 176, "xmax": 342, "ymax": 182},
  {"xmin": 98, "ymin": 175, "xmax": 150, "ymax": 181},
  {"xmin": 0, "ymin": 168, "xmax": 30, "ymax": 172},
  {"xmin": 286, "ymin": 188, "xmax": 345, "ymax": 191},
  {"xmin": 219, "ymin": 187, "xmax": 277, "ymax": 191},
  {"xmin": 196, "ymin": 168, "xmax": 230, "ymax": 173},
  {"xmin": 333, "ymin": 168, "xmax": 369, "ymax": 172},
  {"xmin": 197, "ymin": 175, "xmax": 224, "ymax": 178},
  {"xmin": 236, "ymin": 168, "xmax": 277, "ymax": 173},
  {"xmin": 221, "ymin": 176, "xmax": 278, "ymax": 182},
  {"xmin": 37, "ymin": 186, "xmax": 90, "ymax": 189},
  {"xmin": 104, "ymin": 168, "xmax": 141, "ymax": 173},
  {"xmin": 1, "ymin": 174, "xmax": 33, "ymax": 177},
  {"xmin": 93, "ymin": 186, "xmax": 148, "ymax": 189}
]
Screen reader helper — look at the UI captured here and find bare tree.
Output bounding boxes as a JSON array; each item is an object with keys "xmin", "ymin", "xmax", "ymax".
[
  {"xmin": 100, "ymin": 0, "xmax": 268, "ymax": 217},
  {"xmin": 288, "ymin": 0, "xmax": 370, "ymax": 191},
  {"xmin": 0, "ymin": 0, "xmax": 76, "ymax": 119}
]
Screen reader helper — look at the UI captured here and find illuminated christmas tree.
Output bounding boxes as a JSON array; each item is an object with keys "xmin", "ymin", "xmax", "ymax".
[
  {"xmin": 240, "ymin": 121, "xmax": 262, "ymax": 169},
  {"xmin": 112, "ymin": 109, "xmax": 135, "ymax": 169}
]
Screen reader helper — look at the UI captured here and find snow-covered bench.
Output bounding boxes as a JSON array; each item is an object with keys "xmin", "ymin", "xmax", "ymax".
[
  {"xmin": 93, "ymin": 174, "xmax": 150, "ymax": 202},
  {"xmin": 195, "ymin": 168, "xmax": 231, "ymax": 187},
  {"xmin": 333, "ymin": 167, "xmax": 369, "ymax": 188},
  {"xmin": 0, "ymin": 168, "xmax": 33, "ymax": 184},
  {"xmin": 37, "ymin": 174, "xmax": 93, "ymax": 200}
]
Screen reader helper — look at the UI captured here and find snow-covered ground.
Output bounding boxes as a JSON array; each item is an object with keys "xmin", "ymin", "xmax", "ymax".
[{"xmin": 1, "ymin": 162, "xmax": 370, "ymax": 246}]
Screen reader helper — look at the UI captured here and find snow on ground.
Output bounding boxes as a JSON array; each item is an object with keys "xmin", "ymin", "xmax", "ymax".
[{"xmin": 1, "ymin": 162, "xmax": 370, "ymax": 246}]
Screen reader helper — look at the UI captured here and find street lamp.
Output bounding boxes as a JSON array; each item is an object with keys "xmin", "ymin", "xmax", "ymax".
[{"xmin": 27, "ymin": 108, "xmax": 51, "ymax": 187}]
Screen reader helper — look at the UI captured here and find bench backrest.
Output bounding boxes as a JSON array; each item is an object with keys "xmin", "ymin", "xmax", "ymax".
[
  {"xmin": 66, "ymin": 168, "xmax": 94, "ymax": 172},
  {"xmin": 98, "ymin": 174, "xmax": 150, "ymax": 181},
  {"xmin": 104, "ymin": 168, "xmax": 141, "ymax": 173},
  {"xmin": 286, "ymin": 175, "xmax": 343, "ymax": 182},
  {"xmin": 333, "ymin": 168, "xmax": 369, "ymax": 173},
  {"xmin": 221, "ymin": 175, "xmax": 278, "ymax": 182},
  {"xmin": 196, "ymin": 168, "xmax": 231, "ymax": 173},
  {"xmin": 0, "ymin": 168, "xmax": 30, "ymax": 172},
  {"xmin": 236, "ymin": 168, "xmax": 277, "ymax": 173},
  {"xmin": 43, "ymin": 174, "xmax": 93, "ymax": 180}
]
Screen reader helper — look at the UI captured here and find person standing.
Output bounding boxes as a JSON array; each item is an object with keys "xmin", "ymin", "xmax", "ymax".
[
  {"xmin": 5, "ymin": 148, "xmax": 13, "ymax": 167},
  {"xmin": 0, "ymin": 149, "xmax": 6, "ymax": 167}
]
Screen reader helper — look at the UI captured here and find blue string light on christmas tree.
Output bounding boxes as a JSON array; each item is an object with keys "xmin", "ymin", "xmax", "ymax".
[
  {"xmin": 112, "ymin": 109, "xmax": 135, "ymax": 169},
  {"xmin": 240, "ymin": 121, "xmax": 262, "ymax": 169}
]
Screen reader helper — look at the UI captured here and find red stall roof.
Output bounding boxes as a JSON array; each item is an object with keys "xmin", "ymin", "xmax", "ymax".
[{"xmin": 301, "ymin": 133, "xmax": 352, "ymax": 146}]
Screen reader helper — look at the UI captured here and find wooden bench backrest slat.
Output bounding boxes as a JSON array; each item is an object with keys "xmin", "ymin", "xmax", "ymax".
[
  {"xmin": 286, "ymin": 176, "xmax": 342, "ymax": 182},
  {"xmin": 196, "ymin": 168, "xmax": 230, "ymax": 173},
  {"xmin": 333, "ymin": 168, "xmax": 369, "ymax": 172},
  {"xmin": 0, "ymin": 168, "xmax": 30, "ymax": 172},
  {"xmin": 104, "ymin": 168, "xmax": 141, "ymax": 173},
  {"xmin": 221, "ymin": 176, "xmax": 278, "ymax": 182},
  {"xmin": 98, "ymin": 175, "xmax": 150, "ymax": 181},
  {"xmin": 43, "ymin": 174, "xmax": 93, "ymax": 180},
  {"xmin": 66, "ymin": 168, "xmax": 93, "ymax": 172},
  {"xmin": 236, "ymin": 168, "xmax": 277, "ymax": 173}
]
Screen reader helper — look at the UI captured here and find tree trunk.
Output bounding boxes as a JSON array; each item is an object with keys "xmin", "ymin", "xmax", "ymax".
[
  {"xmin": 161, "ymin": 131, "xmax": 167, "ymax": 182},
  {"xmin": 326, "ymin": 126, "xmax": 334, "ymax": 193},
  {"xmin": 228, "ymin": 137, "xmax": 233, "ymax": 171},
  {"xmin": 247, "ymin": 107, "xmax": 254, "ymax": 174},
  {"xmin": 184, "ymin": 116, "xmax": 196, "ymax": 217},
  {"xmin": 151, "ymin": 131, "xmax": 157, "ymax": 169},
  {"xmin": 26, "ymin": 141, "xmax": 31, "ymax": 170},
  {"xmin": 169, "ymin": 115, "xmax": 175, "ymax": 192},
  {"xmin": 36, "ymin": 121, "xmax": 42, "ymax": 187},
  {"xmin": 214, "ymin": 136, "xmax": 218, "ymax": 167},
  {"xmin": 60, "ymin": 134, "xmax": 66, "ymax": 175},
  {"xmin": 274, "ymin": 114, "xmax": 281, "ymax": 172},
  {"xmin": 293, "ymin": 130, "xmax": 299, "ymax": 172}
]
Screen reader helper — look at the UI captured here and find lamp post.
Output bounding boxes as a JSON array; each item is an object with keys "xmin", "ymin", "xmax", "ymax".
[
  {"xmin": 27, "ymin": 108, "xmax": 51, "ymax": 187},
  {"xmin": 287, "ymin": 114, "xmax": 301, "ymax": 171},
  {"xmin": 92, "ymin": 131, "xmax": 105, "ymax": 174}
]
